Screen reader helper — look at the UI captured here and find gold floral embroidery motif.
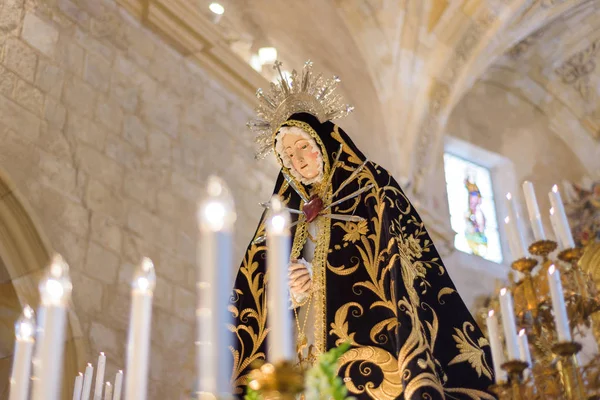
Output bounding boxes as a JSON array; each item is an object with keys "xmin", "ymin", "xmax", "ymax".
[
  {"xmin": 338, "ymin": 346, "xmax": 403, "ymax": 399},
  {"xmin": 331, "ymin": 125, "xmax": 362, "ymax": 165},
  {"xmin": 334, "ymin": 220, "xmax": 368, "ymax": 243},
  {"xmin": 229, "ymin": 182, "xmax": 291, "ymax": 391},
  {"xmin": 228, "ymin": 239, "xmax": 268, "ymax": 390},
  {"xmin": 448, "ymin": 322, "xmax": 493, "ymax": 380}
]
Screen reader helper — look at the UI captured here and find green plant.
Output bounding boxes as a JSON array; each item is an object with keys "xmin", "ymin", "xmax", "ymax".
[
  {"xmin": 244, "ymin": 386, "xmax": 262, "ymax": 400},
  {"xmin": 304, "ymin": 342, "xmax": 351, "ymax": 400}
]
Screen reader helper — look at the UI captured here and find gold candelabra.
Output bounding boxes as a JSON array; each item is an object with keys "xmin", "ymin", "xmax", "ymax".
[
  {"xmin": 484, "ymin": 239, "xmax": 600, "ymax": 399},
  {"xmin": 502, "ymin": 360, "xmax": 529, "ymax": 400},
  {"xmin": 246, "ymin": 361, "xmax": 305, "ymax": 400}
]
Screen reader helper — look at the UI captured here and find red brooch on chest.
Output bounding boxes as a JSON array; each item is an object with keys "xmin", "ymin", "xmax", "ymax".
[{"xmin": 302, "ymin": 195, "xmax": 324, "ymax": 223}]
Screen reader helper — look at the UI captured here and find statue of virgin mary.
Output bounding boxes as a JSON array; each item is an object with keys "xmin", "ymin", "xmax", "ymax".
[{"xmin": 229, "ymin": 61, "xmax": 495, "ymax": 399}]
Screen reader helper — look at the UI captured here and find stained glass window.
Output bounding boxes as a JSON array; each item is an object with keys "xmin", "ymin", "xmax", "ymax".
[{"xmin": 443, "ymin": 153, "xmax": 503, "ymax": 263}]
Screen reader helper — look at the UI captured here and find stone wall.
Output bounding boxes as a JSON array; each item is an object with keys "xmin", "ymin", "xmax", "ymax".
[{"xmin": 0, "ymin": 0, "xmax": 277, "ymax": 397}]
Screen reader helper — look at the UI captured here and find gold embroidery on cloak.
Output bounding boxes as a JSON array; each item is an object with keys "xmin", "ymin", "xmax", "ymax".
[
  {"xmin": 325, "ymin": 161, "xmax": 494, "ymax": 399},
  {"xmin": 229, "ymin": 182, "xmax": 291, "ymax": 390}
]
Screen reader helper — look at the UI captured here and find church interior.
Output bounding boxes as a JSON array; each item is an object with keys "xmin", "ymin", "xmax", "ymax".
[{"xmin": 1, "ymin": 0, "xmax": 600, "ymax": 398}]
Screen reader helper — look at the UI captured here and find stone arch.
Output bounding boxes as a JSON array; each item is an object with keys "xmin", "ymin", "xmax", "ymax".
[
  {"xmin": 407, "ymin": 0, "xmax": 595, "ymax": 196},
  {"xmin": 333, "ymin": 0, "xmax": 594, "ymax": 195},
  {"xmin": 477, "ymin": 65, "xmax": 600, "ymax": 173},
  {"xmin": 0, "ymin": 169, "xmax": 87, "ymax": 400}
]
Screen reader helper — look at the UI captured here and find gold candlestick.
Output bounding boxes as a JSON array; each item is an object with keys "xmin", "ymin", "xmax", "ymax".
[
  {"xmin": 247, "ymin": 361, "xmax": 304, "ymax": 400},
  {"xmin": 501, "ymin": 360, "xmax": 529, "ymax": 400},
  {"xmin": 488, "ymin": 382, "xmax": 512, "ymax": 400},
  {"xmin": 559, "ymin": 248, "xmax": 586, "ymax": 298},
  {"xmin": 551, "ymin": 341, "xmax": 585, "ymax": 400},
  {"xmin": 529, "ymin": 240, "xmax": 558, "ymax": 263},
  {"xmin": 511, "ymin": 257, "xmax": 554, "ymax": 372},
  {"xmin": 531, "ymin": 362, "xmax": 563, "ymax": 399},
  {"xmin": 512, "ymin": 258, "xmax": 539, "ymax": 327},
  {"xmin": 528, "ymin": 240, "xmax": 560, "ymax": 327},
  {"xmin": 557, "ymin": 247, "xmax": 584, "ymax": 264}
]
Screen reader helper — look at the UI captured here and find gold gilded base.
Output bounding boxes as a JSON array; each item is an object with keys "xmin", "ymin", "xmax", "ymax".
[
  {"xmin": 558, "ymin": 247, "xmax": 584, "ymax": 263},
  {"xmin": 501, "ymin": 360, "xmax": 529, "ymax": 376},
  {"xmin": 247, "ymin": 360, "xmax": 304, "ymax": 400},
  {"xmin": 488, "ymin": 382, "xmax": 511, "ymax": 400},
  {"xmin": 551, "ymin": 341, "xmax": 582, "ymax": 357},
  {"xmin": 500, "ymin": 360, "xmax": 529, "ymax": 400},
  {"xmin": 529, "ymin": 240, "xmax": 557, "ymax": 260},
  {"xmin": 551, "ymin": 341, "xmax": 585, "ymax": 400},
  {"xmin": 511, "ymin": 257, "xmax": 538, "ymax": 273}
]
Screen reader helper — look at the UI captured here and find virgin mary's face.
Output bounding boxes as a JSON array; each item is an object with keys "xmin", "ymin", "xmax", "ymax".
[{"xmin": 281, "ymin": 132, "xmax": 322, "ymax": 180}]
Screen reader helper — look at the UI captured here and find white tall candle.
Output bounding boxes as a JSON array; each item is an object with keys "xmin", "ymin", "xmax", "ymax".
[
  {"xmin": 549, "ymin": 185, "xmax": 575, "ymax": 249},
  {"xmin": 518, "ymin": 329, "xmax": 533, "ymax": 379},
  {"xmin": 112, "ymin": 371, "xmax": 123, "ymax": 400},
  {"xmin": 31, "ymin": 305, "xmax": 45, "ymax": 385},
  {"xmin": 505, "ymin": 193, "xmax": 528, "ymax": 258},
  {"xmin": 485, "ymin": 310, "xmax": 507, "ymax": 383},
  {"xmin": 548, "ymin": 264, "xmax": 572, "ymax": 342},
  {"xmin": 197, "ymin": 176, "xmax": 236, "ymax": 396},
  {"xmin": 266, "ymin": 196, "xmax": 293, "ymax": 363},
  {"xmin": 9, "ymin": 305, "xmax": 36, "ymax": 400},
  {"xmin": 103, "ymin": 383, "xmax": 112, "ymax": 400},
  {"xmin": 124, "ymin": 258, "xmax": 155, "ymax": 400},
  {"xmin": 93, "ymin": 352, "xmax": 106, "ymax": 400},
  {"xmin": 81, "ymin": 364, "xmax": 94, "ymax": 400},
  {"xmin": 549, "ymin": 208, "xmax": 564, "ymax": 249},
  {"xmin": 31, "ymin": 255, "xmax": 72, "ymax": 400},
  {"xmin": 522, "ymin": 181, "xmax": 546, "ymax": 241},
  {"xmin": 499, "ymin": 288, "xmax": 520, "ymax": 360},
  {"xmin": 73, "ymin": 373, "xmax": 83, "ymax": 400},
  {"xmin": 504, "ymin": 216, "xmax": 519, "ymax": 260}
]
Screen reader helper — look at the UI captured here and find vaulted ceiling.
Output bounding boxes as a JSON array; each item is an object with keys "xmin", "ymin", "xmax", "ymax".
[
  {"xmin": 331, "ymin": 0, "xmax": 600, "ymax": 191},
  {"xmin": 130, "ymin": 0, "xmax": 600, "ymax": 196},
  {"xmin": 481, "ymin": 0, "xmax": 600, "ymax": 169}
]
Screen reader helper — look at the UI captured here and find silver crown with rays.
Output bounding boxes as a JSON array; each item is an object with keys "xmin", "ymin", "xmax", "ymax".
[{"xmin": 247, "ymin": 60, "xmax": 354, "ymax": 159}]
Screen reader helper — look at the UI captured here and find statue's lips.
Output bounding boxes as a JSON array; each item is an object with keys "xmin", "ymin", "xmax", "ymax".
[{"xmin": 303, "ymin": 195, "xmax": 324, "ymax": 223}]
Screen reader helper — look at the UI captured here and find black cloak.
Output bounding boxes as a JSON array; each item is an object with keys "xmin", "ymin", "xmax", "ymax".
[{"xmin": 229, "ymin": 113, "xmax": 496, "ymax": 399}]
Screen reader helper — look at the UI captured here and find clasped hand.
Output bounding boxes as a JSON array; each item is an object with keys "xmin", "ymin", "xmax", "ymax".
[{"xmin": 288, "ymin": 260, "xmax": 312, "ymax": 296}]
